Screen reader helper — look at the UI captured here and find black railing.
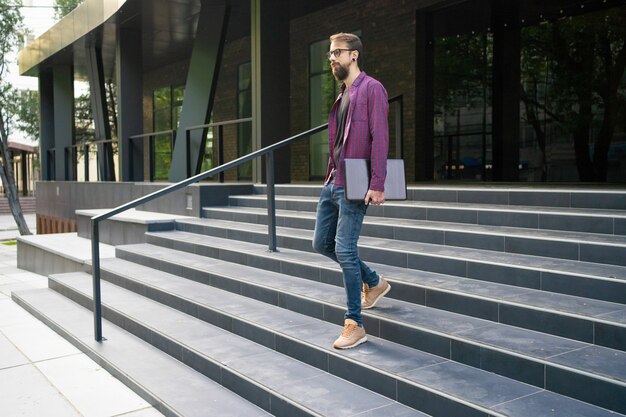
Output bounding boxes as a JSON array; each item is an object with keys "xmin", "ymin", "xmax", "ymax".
[
  {"xmin": 47, "ymin": 148, "xmax": 56, "ymax": 180},
  {"xmin": 90, "ymin": 94, "xmax": 404, "ymax": 342},
  {"xmin": 90, "ymin": 123, "xmax": 328, "ymax": 341},
  {"xmin": 128, "ymin": 130, "xmax": 176, "ymax": 181},
  {"xmin": 433, "ymin": 131, "xmax": 492, "ymax": 180},
  {"xmin": 66, "ymin": 139, "xmax": 117, "ymax": 181}
]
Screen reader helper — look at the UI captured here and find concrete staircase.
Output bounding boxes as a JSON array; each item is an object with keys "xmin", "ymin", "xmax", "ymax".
[
  {"xmin": 13, "ymin": 184, "xmax": 626, "ymax": 417},
  {"xmin": 0, "ymin": 196, "xmax": 36, "ymax": 214}
]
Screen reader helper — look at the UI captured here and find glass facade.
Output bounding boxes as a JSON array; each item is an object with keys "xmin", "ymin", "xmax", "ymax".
[
  {"xmin": 519, "ymin": 5, "xmax": 626, "ymax": 182},
  {"xmin": 152, "ymin": 85, "xmax": 184, "ymax": 180},
  {"xmin": 238, "ymin": 62, "xmax": 253, "ymax": 179},
  {"xmin": 37, "ymin": 0, "xmax": 624, "ymax": 185},
  {"xmin": 429, "ymin": 0, "xmax": 626, "ymax": 182},
  {"xmin": 433, "ymin": 31, "xmax": 493, "ymax": 180}
]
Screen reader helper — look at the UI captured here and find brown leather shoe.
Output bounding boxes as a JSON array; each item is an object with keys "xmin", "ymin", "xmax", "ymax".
[
  {"xmin": 333, "ymin": 319, "xmax": 367, "ymax": 349},
  {"xmin": 362, "ymin": 276, "xmax": 391, "ymax": 309}
]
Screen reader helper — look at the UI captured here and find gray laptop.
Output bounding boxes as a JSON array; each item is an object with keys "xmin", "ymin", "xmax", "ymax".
[{"xmin": 344, "ymin": 159, "xmax": 407, "ymax": 201}]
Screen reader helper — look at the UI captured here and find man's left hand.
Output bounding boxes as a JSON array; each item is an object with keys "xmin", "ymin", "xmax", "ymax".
[{"xmin": 365, "ymin": 190, "xmax": 385, "ymax": 205}]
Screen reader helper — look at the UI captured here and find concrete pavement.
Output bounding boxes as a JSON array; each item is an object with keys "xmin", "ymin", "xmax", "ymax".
[{"xmin": 0, "ymin": 214, "xmax": 165, "ymax": 417}]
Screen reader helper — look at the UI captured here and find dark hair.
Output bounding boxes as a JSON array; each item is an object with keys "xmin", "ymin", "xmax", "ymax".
[{"xmin": 329, "ymin": 32, "xmax": 363, "ymax": 62}]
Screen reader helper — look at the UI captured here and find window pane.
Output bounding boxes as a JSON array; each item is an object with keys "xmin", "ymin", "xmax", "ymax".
[
  {"xmin": 153, "ymin": 134, "xmax": 172, "ymax": 181},
  {"xmin": 153, "ymin": 87, "xmax": 170, "ymax": 111},
  {"xmin": 238, "ymin": 62, "xmax": 252, "ymax": 91},
  {"xmin": 172, "ymin": 85, "xmax": 184, "ymax": 104},
  {"xmin": 309, "ymin": 37, "xmax": 338, "ymax": 179},
  {"xmin": 520, "ymin": 5, "xmax": 626, "ymax": 182},
  {"xmin": 310, "ymin": 39, "xmax": 330, "ymax": 74},
  {"xmin": 310, "ymin": 73, "xmax": 336, "ymax": 125},
  {"xmin": 154, "ymin": 108, "xmax": 171, "ymax": 132},
  {"xmin": 433, "ymin": 31, "xmax": 493, "ymax": 181},
  {"xmin": 238, "ymin": 92, "xmax": 252, "ymax": 119},
  {"xmin": 238, "ymin": 63, "xmax": 253, "ymax": 179}
]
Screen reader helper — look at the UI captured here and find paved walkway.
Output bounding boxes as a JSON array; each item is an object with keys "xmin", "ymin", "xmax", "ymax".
[{"xmin": 0, "ymin": 215, "xmax": 164, "ymax": 417}]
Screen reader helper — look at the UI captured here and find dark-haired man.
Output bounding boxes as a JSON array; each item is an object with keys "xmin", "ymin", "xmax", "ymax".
[{"xmin": 312, "ymin": 32, "xmax": 391, "ymax": 349}]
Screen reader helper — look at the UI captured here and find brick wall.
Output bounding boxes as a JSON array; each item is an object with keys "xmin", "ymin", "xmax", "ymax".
[{"xmin": 213, "ymin": 37, "xmax": 251, "ymax": 182}]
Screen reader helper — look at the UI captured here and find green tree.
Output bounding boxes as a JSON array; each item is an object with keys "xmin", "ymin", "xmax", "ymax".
[
  {"xmin": 0, "ymin": 0, "xmax": 31, "ymax": 235},
  {"xmin": 53, "ymin": 0, "xmax": 83, "ymax": 20},
  {"xmin": 15, "ymin": 89, "xmax": 39, "ymax": 140}
]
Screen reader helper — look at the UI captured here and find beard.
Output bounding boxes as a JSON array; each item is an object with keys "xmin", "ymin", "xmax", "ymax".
[{"xmin": 332, "ymin": 63, "xmax": 349, "ymax": 81}]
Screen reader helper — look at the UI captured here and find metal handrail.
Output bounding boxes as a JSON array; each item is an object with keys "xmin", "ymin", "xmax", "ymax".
[
  {"xmin": 90, "ymin": 122, "xmax": 328, "ymax": 341},
  {"xmin": 90, "ymin": 93, "xmax": 404, "ymax": 342},
  {"xmin": 129, "ymin": 129, "xmax": 175, "ymax": 139}
]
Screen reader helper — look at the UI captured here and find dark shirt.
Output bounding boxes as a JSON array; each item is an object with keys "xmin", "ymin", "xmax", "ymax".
[{"xmin": 331, "ymin": 90, "xmax": 350, "ymax": 181}]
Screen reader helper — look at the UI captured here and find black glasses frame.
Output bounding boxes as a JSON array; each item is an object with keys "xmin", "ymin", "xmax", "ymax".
[{"xmin": 326, "ymin": 48, "xmax": 354, "ymax": 59}]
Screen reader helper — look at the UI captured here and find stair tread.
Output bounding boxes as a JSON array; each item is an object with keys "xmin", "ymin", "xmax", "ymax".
[
  {"xmin": 231, "ymin": 194, "xmax": 626, "ymax": 217},
  {"xmin": 203, "ymin": 206, "xmax": 626, "ymax": 246},
  {"xmin": 170, "ymin": 219, "xmax": 626, "ymax": 280},
  {"xmin": 49, "ymin": 271, "xmax": 430, "ymax": 417},
  {"xmin": 112, "ymin": 246, "xmax": 626, "ymax": 384},
  {"xmin": 142, "ymin": 230, "xmax": 626, "ymax": 322},
  {"xmin": 54, "ymin": 266, "xmax": 626, "ymax": 417},
  {"xmin": 11, "ymin": 288, "xmax": 272, "ymax": 417}
]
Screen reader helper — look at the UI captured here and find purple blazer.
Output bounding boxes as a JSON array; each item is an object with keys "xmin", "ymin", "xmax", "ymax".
[{"xmin": 324, "ymin": 71, "xmax": 389, "ymax": 192}]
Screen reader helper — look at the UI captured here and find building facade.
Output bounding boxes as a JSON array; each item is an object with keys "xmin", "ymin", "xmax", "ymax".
[{"xmin": 19, "ymin": 0, "xmax": 626, "ymax": 187}]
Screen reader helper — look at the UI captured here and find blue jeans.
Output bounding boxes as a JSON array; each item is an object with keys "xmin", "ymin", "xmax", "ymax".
[{"xmin": 312, "ymin": 184, "xmax": 380, "ymax": 326}]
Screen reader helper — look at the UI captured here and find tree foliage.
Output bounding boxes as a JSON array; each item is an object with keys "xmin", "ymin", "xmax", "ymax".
[
  {"xmin": 15, "ymin": 90, "xmax": 39, "ymax": 140},
  {"xmin": 53, "ymin": 0, "xmax": 83, "ymax": 20},
  {"xmin": 0, "ymin": 0, "xmax": 32, "ymax": 235}
]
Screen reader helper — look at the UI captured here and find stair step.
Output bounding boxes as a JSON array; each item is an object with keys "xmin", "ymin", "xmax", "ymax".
[
  {"xmin": 109, "ymin": 246, "xmax": 626, "ymax": 414},
  {"xmin": 49, "ymin": 271, "xmax": 429, "ymax": 417},
  {"xmin": 232, "ymin": 193, "xmax": 626, "ymax": 235},
  {"xmin": 53, "ymin": 265, "xmax": 626, "ymax": 417},
  {"xmin": 11, "ymin": 288, "xmax": 272, "ymax": 417},
  {"xmin": 252, "ymin": 184, "xmax": 626, "ymax": 210},
  {"xmin": 133, "ymin": 231, "xmax": 626, "ymax": 349},
  {"xmin": 202, "ymin": 206, "xmax": 626, "ymax": 265},
  {"xmin": 171, "ymin": 218, "xmax": 626, "ymax": 304}
]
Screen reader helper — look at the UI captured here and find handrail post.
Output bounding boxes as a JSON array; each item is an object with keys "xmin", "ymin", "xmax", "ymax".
[
  {"xmin": 186, "ymin": 128, "xmax": 191, "ymax": 178},
  {"xmin": 217, "ymin": 125, "xmax": 224, "ymax": 183},
  {"xmin": 149, "ymin": 135, "xmax": 155, "ymax": 181},
  {"xmin": 266, "ymin": 150, "xmax": 277, "ymax": 252},
  {"xmin": 84, "ymin": 144, "xmax": 90, "ymax": 181},
  {"xmin": 91, "ymin": 219, "xmax": 103, "ymax": 342}
]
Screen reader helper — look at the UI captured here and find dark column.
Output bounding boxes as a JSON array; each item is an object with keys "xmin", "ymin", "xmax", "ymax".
[
  {"xmin": 251, "ymin": 0, "xmax": 291, "ymax": 184},
  {"xmin": 169, "ymin": 1, "xmax": 229, "ymax": 181},
  {"xmin": 415, "ymin": 11, "xmax": 434, "ymax": 181},
  {"xmin": 21, "ymin": 151, "xmax": 28, "ymax": 196},
  {"xmin": 492, "ymin": 0, "xmax": 520, "ymax": 181},
  {"xmin": 53, "ymin": 65, "xmax": 74, "ymax": 181},
  {"xmin": 117, "ymin": 24, "xmax": 143, "ymax": 181},
  {"xmin": 86, "ymin": 45, "xmax": 115, "ymax": 181},
  {"xmin": 39, "ymin": 70, "xmax": 55, "ymax": 180}
]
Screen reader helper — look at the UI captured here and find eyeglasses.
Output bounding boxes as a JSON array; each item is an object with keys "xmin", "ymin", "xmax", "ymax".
[{"xmin": 326, "ymin": 48, "xmax": 354, "ymax": 59}]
